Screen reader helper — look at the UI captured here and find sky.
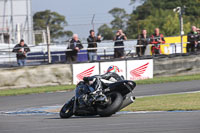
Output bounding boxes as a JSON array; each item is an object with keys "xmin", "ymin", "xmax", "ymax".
[{"xmin": 32, "ymin": 0, "xmax": 141, "ymax": 39}]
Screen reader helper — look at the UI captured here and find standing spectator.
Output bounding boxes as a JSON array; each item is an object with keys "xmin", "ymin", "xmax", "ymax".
[
  {"xmin": 187, "ymin": 26, "xmax": 199, "ymax": 53},
  {"xmin": 114, "ymin": 29, "xmax": 127, "ymax": 58},
  {"xmin": 136, "ymin": 29, "xmax": 149, "ymax": 56},
  {"xmin": 150, "ymin": 28, "xmax": 165, "ymax": 55},
  {"xmin": 66, "ymin": 34, "xmax": 83, "ymax": 63},
  {"xmin": 12, "ymin": 39, "xmax": 30, "ymax": 66},
  {"xmin": 196, "ymin": 28, "xmax": 200, "ymax": 52},
  {"xmin": 87, "ymin": 30, "xmax": 101, "ymax": 61}
]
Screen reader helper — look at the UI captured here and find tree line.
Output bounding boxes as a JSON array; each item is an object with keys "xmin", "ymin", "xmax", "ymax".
[
  {"xmin": 33, "ymin": 0, "xmax": 200, "ymax": 43},
  {"xmin": 98, "ymin": 0, "xmax": 200, "ymax": 40}
]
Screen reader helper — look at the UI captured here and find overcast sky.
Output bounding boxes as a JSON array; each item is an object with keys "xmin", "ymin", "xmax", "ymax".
[{"xmin": 32, "ymin": 0, "xmax": 141, "ymax": 39}]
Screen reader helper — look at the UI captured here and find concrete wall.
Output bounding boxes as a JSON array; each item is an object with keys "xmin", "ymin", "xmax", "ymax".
[
  {"xmin": 154, "ymin": 55, "xmax": 200, "ymax": 77},
  {"xmin": 1, "ymin": 55, "xmax": 200, "ymax": 89},
  {"xmin": 0, "ymin": 64, "xmax": 72, "ymax": 89}
]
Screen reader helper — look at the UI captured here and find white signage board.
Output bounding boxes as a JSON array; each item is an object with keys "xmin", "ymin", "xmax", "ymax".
[
  {"xmin": 73, "ymin": 63, "xmax": 99, "ymax": 84},
  {"xmin": 127, "ymin": 59, "xmax": 153, "ymax": 80},
  {"xmin": 100, "ymin": 61, "xmax": 126, "ymax": 79}
]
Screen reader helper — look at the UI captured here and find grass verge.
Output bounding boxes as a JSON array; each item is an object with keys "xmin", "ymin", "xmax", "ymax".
[
  {"xmin": 0, "ymin": 74, "xmax": 200, "ymax": 96},
  {"xmin": 0, "ymin": 85, "xmax": 75, "ymax": 96},
  {"xmin": 135, "ymin": 74, "xmax": 200, "ymax": 85},
  {"xmin": 123, "ymin": 92, "xmax": 200, "ymax": 111},
  {"xmin": 47, "ymin": 92, "xmax": 200, "ymax": 113}
]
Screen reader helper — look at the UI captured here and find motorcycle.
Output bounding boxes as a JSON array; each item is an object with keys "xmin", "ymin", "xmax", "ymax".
[{"xmin": 60, "ymin": 77, "xmax": 136, "ymax": 118}]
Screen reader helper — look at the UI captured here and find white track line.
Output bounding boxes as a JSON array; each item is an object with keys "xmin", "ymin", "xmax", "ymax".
[{"xmin": 136, "ymin": 90, "xmax": 200, "ymax": 98}]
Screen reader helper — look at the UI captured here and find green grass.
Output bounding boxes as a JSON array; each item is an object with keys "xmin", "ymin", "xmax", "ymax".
[
  {"xmin": 123, "ymin": 92, "xmax": 200, "ymax": 111},
  {"xmin": 135, "ymin": 74, "xmax": 200, "ymax": 85},
  {"xmin": 48, "ymin": 92, "xmax": 200, "ymax": 113},
  {"xmin": 0, "ymin": 74, "xmax": 200, "ymax": 96},
  {"xmin": 0, "ymin": 85, "xmax": 75, "ymax": 96}
]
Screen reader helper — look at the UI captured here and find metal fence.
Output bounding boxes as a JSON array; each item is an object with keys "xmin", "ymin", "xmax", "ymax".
[{"xmin": 0, "ymin": 36, "xmax": 200, "ymax": 67}]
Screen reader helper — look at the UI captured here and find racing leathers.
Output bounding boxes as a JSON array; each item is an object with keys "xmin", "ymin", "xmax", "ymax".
[
  {"xmin": 84, "ymin": 72, "xmax": 123, "ymax": 92},
  {"xmin": 77, "ymin": 72, "xmax": 123, "ymax": 108}
]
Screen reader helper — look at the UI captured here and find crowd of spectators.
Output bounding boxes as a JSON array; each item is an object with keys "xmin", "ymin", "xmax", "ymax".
[{"xmin": 12, "ymin": 26, "xmax": 200, "ymax": 65}]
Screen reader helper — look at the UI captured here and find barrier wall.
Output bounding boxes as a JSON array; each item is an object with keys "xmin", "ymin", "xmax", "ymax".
[
  {"xmin": 1, "ymin": 55, "xmax": 200, "ymax": 89},
  {"xmin": 154, "ymin": 55, "xmax": 200, "ymax": 77},
  {"xmin": 0, "ymin": 64, "xmax": 72, "ymax": 89}
]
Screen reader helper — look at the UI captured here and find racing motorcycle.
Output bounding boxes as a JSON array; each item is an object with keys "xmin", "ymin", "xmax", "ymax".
[{"xmin": 60, "ymin": 77, "xmax": 136, "ymax": 118}]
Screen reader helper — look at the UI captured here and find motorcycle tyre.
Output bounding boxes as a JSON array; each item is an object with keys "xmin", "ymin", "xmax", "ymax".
[
  {"xmin": 60, "ymin": 101, "xmax": 74, "ymax": 119},
  {"xmin": 97, "ymin": 92, "xmax": 123, "ymax": 117}
]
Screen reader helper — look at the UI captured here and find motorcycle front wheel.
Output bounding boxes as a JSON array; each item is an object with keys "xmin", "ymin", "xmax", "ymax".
[
  {"xmin": 60, "ymin": 100, "xmax": 74, "ymax": 118},
  {"xmin": 97, "ymin": 91, "xmax": 123, "ymax": 117}
]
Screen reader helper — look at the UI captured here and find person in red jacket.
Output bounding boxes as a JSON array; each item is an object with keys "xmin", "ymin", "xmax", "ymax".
[{"xmin": 150, "ymin": 28, "xmax": 165, "ymax": 55}]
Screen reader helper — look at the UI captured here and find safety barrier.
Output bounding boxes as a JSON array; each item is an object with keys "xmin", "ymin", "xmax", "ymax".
[
  {"xmin": 0, "ymin": 64, "xmax": 72, "ymax": 89},
  {"xmin": 1, "ymin": 53, "xmax": 200, "ymax": 89}
]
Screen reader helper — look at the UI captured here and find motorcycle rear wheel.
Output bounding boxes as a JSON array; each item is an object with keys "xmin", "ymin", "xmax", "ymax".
[{"xmin": 97, "ymin": 91, "xmax": 123, "ymax": 117}]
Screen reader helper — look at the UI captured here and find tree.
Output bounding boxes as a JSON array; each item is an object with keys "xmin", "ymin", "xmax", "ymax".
[
  {"xmin": 98, "ymin": 24, "xmax": 114, "ymax": 40},
  {"xmin": 126, "ymin": 0, "xmax": 200, "ymax": 38},
  {"xmin": 98, "ymin": 0, "xmax": 200, "ymax": 40},
  {"xmin": 109, "ymin": 8, "xmax": 129, "ymax": 31},
  {"xmin": 97, "ymin": 8, "xmax": 129, "ymax": 40},
  {"xmin": 33, "ymin": 10, "xmax": 72, "ymax": 43}
]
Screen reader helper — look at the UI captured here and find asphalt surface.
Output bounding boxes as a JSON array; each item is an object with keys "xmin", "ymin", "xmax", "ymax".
[
  {"xmin": 0, "ymin": 80, "xmax": 200, "ymax": 133},
  {"xmin": 1, "ymin": 80, "xmax": 200, "ymax": 111},
  {"xmin": 0, "ymin": 111, "xmax": 200, "ymax": 133}
]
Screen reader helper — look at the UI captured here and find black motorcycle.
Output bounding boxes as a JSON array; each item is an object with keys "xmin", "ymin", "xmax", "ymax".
[{"xmin": 60, "ymin": 77, "xmax": 136, "ymax": 118}]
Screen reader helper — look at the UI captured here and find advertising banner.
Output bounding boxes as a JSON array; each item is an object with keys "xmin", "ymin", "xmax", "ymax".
[
  {"xmin": 73, "ymin": 63, "xmax": 99, "ymax": 84},
  {"xmin": 100, "ymin": 61, "xmax": 126, "ymax": 78},
  {"xmin": 127, "ymin": 59, "xmax": 153, "ymax": 80}
]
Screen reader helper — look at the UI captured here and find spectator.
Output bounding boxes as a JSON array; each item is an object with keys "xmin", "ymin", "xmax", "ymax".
[
  {"xmin": 197, "ymin": 28, "xmax": 200, "ymax": 52},
  {"xmin": 66, "ymin": 34, "xmax": 83, "ymax": 63},
  {"xmin": 87, "ymin": 30, "xmax": 101, "ymax": 61},
  {"xmin": 136, "ymin": 29, "xmax": 149, "ymax": 56},
  {"xmin": 113, "ymin": 29, "xmax": 127, "ymax": 58},
  {"xmin": 150, "ymin": 28, "xmax": 165, "ymax": 55},
  {"xmin": 187, "ymin": 26, "xmax": 199, "ymax": 53},
  {"xmin": 12, "ymin": 39, "xmax": 30, "ymax": 66}
]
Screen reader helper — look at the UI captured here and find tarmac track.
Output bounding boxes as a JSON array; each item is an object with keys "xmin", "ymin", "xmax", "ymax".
[{"xmin": 0, "ymin": 80, "xmax": 200, "ymax": 133}]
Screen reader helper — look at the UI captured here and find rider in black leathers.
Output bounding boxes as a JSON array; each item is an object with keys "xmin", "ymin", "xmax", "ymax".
[
  {"xmin": 83, "ymin": 66, "xmax": 123, "ymax": 92},
  {"xmin": 78, "ymin": 66, "xmax": 123, "ymax": 107}
]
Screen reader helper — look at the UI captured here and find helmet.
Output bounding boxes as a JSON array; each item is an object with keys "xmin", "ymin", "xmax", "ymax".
[{"xmin": 107, "ymin": 65, "xmax": 120, "ymax": 73}]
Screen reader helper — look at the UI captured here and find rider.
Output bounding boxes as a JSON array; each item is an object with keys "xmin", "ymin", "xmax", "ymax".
[
  {"xmin": 84, "ymin": 65, "xmax": 123, "ymax": 92},
  {"xmin": 78, "ymin": 65, "xmax": 123, "ymax": 107}
]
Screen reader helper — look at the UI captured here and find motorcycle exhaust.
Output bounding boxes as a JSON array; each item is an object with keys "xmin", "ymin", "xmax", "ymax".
[{"xmin": 119, "ymin": 92, "xmax": 135, "ymax": 110}]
